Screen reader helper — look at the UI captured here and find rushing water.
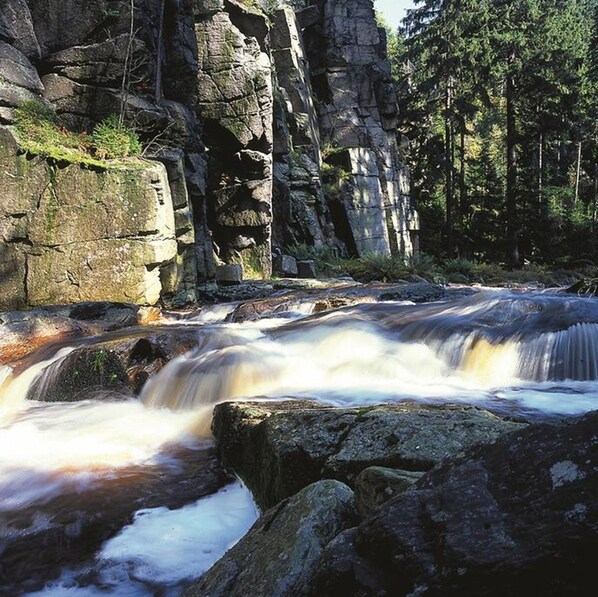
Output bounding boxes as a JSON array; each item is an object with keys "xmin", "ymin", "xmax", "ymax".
[{"xmin": 1, "ymin": 290, "xmax": 597, "ymax": 595}]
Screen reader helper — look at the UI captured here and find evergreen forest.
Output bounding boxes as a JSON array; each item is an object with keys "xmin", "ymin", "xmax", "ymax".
[{"xmin": 385, "ymin": 0, "xmax": 598, "ymax": 268}]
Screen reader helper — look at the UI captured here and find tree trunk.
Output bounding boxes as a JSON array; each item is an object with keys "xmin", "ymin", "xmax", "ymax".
[
  {"xmin": 119, "ymin": 0, "xmax": 136, "ymax": 124},
  {"xmin": 593, "ymin": 161, "xmax": 598, "ymax": 233},
  {"xmin": 155, "ymin": 0, "xmax": 166, "ymax": 105},
  {"xmin": 506, "ymin": 71, "xmax": 520, "ymax": 266},
  {"xmin": 538, "ymin": 130, "xmax": 544, "ymax": 207},
  {"xmin": 459, "ymin": 118, "xmax": 466, "ymax": 234},
  {"xmin": 445, "ymin": 79, "xmax": 454, "ymax": 256},
  {"xmin": 574, "ymin": 141, "xmax": 582, "ymax": 205}
]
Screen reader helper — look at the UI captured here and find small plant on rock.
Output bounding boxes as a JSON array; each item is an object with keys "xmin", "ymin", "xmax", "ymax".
[{"xmin": 92, "ymin": 115, "xmax": 142, "ymax": 159}]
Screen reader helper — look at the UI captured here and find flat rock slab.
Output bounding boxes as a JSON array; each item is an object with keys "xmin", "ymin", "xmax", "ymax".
[
  {"xmin": 0, "ymin": 303, "xmax": 158, "ymax": 366},
  {"xmin": 212, "ymin": 400, "xmax": 527, "ymax": 509}
]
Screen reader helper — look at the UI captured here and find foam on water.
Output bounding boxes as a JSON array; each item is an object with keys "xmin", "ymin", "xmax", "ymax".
[{"xmin": 24, "ymin": 482, "xmax": 258, "ymax": 597}]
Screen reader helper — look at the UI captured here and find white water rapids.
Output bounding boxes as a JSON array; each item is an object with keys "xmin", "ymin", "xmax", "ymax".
[{"xmin": 1, "ymin": 290, "xmax": 597, "ymax": 594}]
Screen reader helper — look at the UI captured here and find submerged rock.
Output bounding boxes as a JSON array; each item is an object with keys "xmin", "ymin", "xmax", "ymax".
[
  {"xmin": 212, "ymin": 400, "xmax": 526, "ymax": 509},
  {"xmin": 25, "ymin": 327, "xmax": 204, "ymax": 401},
  {"xmin": 182, "ymin": 480, "xmax": 358, "ymax": 597},
  {"xmin": 309, "ymin": 410, "xmax": 598, "ymax": 597}
]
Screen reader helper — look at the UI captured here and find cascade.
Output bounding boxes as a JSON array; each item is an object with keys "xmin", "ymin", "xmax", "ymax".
[{"xmin": 0, "ymin": 291, "xmax": 597, "ymax": 595}]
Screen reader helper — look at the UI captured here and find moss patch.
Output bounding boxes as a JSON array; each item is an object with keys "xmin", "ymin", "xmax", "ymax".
[{"xmin": 13, "ymin": 100, "xmax": 145, "ymax": 170}]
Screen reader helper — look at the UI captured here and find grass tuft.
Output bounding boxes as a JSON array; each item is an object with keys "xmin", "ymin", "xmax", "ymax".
[{"xmin": 13, "ymin": 100, "xmax": 143, "ymax": 169}]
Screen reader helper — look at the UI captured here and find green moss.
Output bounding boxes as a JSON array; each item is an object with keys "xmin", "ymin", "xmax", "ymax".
[
  {"xmin": 243, "ymin": 246, "xmax": 267, "ymax": 279},
  {"xmin": 13, "ymin": 100, "xmax": 145, "ymax": 170}
]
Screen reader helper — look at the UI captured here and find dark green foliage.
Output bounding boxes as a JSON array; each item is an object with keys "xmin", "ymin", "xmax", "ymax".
[
  {"xmin": 343, "ymin": 253, "xmax": 439, "ymax": 283},
  {"xmin": 396, "ymin": 0, "xmax": 598, "ymax": 268}
]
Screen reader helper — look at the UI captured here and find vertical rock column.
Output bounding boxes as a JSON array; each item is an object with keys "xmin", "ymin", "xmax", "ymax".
[
  {"xmin": 194, "ymin": 0, "xmax": 273, "ymax": 278},
  {"xmin": 303, "ymin": 0, "xmax": 417, "ymax": 257},
  {"xmin": 270, "ymin": 6, "xmax": 333, "ymax": 251}
]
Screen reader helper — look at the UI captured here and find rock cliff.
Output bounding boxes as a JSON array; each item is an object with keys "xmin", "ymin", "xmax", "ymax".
[{"xmin": 0, "ymin": 0, "xmax": 418, "ymax": 308}]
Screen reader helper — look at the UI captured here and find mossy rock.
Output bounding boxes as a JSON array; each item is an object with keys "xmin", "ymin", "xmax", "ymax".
[{"xmin": 27, "ymin": 347, "xmax": 129, "ymax": 402}]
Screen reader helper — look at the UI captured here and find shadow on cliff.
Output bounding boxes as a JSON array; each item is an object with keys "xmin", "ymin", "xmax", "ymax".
[{"xmin": 0, "ymin": 242, "xmax": 26, "ymax": 312}]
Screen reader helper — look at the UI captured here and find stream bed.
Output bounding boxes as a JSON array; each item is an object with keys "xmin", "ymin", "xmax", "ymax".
[{"xmin": 1, "ymin": 290, "xmax": 597, "ymax": 595}]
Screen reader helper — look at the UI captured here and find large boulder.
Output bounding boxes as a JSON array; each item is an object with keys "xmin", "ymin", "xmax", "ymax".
[
  {"xmin": 212, "ymin": 400, "xmax": 527, "ymax": 509},
  {"xmin": 0, "ymin": 127, "xmax": 178, "ymax": 308},
  {"xmin": 182, "ymin": 480, "xmax": 358, "ymax": 597},
  {"xmin": 309, "ymin": 410, "xmax": 598, "ymax": 596}
]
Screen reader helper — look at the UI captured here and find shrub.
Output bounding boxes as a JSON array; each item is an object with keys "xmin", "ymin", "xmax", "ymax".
[
  {"xmin": 443, "ymin": 257, "xmax": 476, "ymax": 276},
  {"xmin": 344, "ymin": 253, "xmax": 410, "ymax": 283},
  {"xmin": 92, "ymin": 115, "xmax": 142, "ymax": 159}
]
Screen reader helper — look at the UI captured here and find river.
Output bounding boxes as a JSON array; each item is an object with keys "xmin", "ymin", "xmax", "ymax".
[{"xmin": 1, "ymin": 289, "xmax": 597, "ymax": 595}]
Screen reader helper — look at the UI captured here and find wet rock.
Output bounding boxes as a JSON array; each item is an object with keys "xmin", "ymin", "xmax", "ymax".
[
  {"xmin": 25, "ymin": 328, "xmax": 204, "ymax": 401},
  {"xmin": 212, "ymin": 400, "xmax": 527, "ymax": 509},
  {"xmin": 311, "ymin": 410, "xmax": 598, "ymax": 597},
  {"xmin": 0, "ymin": 310, "xmax": 99, "ymax": 366},
  {"xmin": 566, "ymin": 277, "xmax": 598, "ymax": 296},
  {"xmin": 182, "ymin": 480, "xmax": 358, "ymax": 597},
  {"xmin": 68, "ymin": 302, "xmax": 140, "ymax": 328},
  {"xmin": 26, "ymin": 346, "xmax": 130, "ymax": 403},
  {"xmin": 0, "ymin": 444, "xmax": 231, "ymax": 592},
  {"xmin": 354, "ymin": 466, "xmax": 424, "ymax": 518}
]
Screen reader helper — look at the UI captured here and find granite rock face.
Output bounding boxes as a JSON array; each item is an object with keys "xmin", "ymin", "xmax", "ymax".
[
  {"xmin": 300, "ymin": 0, "xmax": 418, "ymax": 257},
  {"xmin": 211, "ymin": 400, "xmax": 527, "ymax": 509},
  {"xmin": 0, "ymin": 0, "xmax": 417, "ymax": 306},
  {"xmin": 309, "ymin": 410, "xmax": 598, "ymax": 597},
  {"xmin": 0, "ymin": 127, "xmax": 178, "ymax": 308},
  {"xmin": 195, "ymin": 0, "xmax": 274, "ymax": 278},
  {"xmin": 271, "ymin": 6, "xmax": 332, "ymax": 250}
]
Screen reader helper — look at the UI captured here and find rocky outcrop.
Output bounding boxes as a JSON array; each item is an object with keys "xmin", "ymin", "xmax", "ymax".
[
  {"xmin": 309, "ymin": 410, "xmax": 598, "ymax": 597},
  {"xmin": 195, "ymin": 0, "xmax": 274, "ymax": 278},
  {"xmin": 211, "ymin": 400, "xmax": 527, "ymax": 509},
  {"xmin": 182, "ymin": 480, "xmax": 358, "ymax": 597},
  {"xmin": 0, "ymin": 127, "xmax": 179, "ymax": 308},
  {"xmin": 0, "ymin": 0, "xmax": 417, "ymax": 307},
  {"xmin": 271, "ymin": 6, "xmax": 332, "ymax": 250},
  {"xmin": 300, "ymin": 0, "xmax": 418, "ymax": 256}
]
